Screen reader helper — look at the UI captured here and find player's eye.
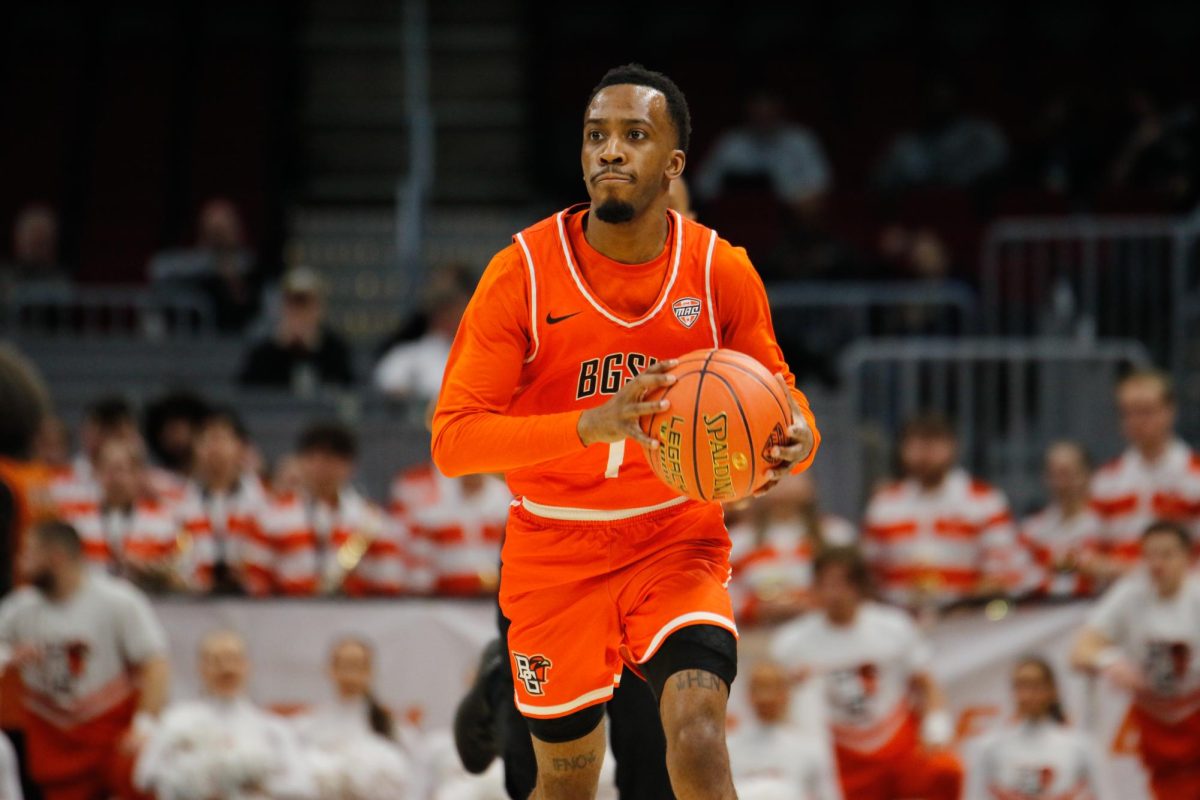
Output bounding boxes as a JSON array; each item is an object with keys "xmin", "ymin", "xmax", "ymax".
[
  {"xmin": 587, "ymin": 130, "xmax": 603, "ymax": 142},
  {"xmin": 628, "ymin": 130, "xmax": 646, "ymax": 141}
]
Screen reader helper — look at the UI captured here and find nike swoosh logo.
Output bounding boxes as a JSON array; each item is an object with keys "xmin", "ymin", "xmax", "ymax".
[{"xmin": 545, "ymin": 311, "xmax": 582, "ymax": 325}]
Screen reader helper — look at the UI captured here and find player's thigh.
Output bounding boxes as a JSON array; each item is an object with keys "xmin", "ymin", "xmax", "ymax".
[{"xmin": 529, "ymin": 715, "xmax": 607, "ymax": 800}]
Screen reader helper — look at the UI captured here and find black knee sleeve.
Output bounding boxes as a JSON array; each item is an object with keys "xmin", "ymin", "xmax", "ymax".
[
  {"xmin": 642, "ymin": 624, "xmax": 738, "ymax": 701},
  {"xmin": 524, "ymin": 702, "xmax": 606, "ymax": 744}
]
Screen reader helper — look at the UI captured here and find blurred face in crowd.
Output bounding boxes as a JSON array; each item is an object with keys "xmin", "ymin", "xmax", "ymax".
[
  {"xmin": 330, "ymin": 639, "xmax": 374, "ymax": 700},
  {"xmin": 582, "ymin": 84, "xmax": 683, "ymax": 224},
  {"xmin": 900, "ymin": 432, "xmax": 957, "ymax": 488},
  {"xmin": 13, "ymin": 205, "xmax": 58, "ymax": 266},
  {"xmin": 20, "ymin": 533, "xmax": 72, "ymax": 596},
  {"xmin": 1143, "ymin": 530, "xmax": 1191, "ymax": 596},
  {"xmin": 194, "ymin": 421, "xmax": 245, "ymax": 487},
  {"xmin": 1117, "ymin": 376, "xmax": 1175, "ymax": 455},
  {"xmin": 1012, "ymin": 660, "xmax": 1057, "ymax": 721},
  {"xmin": 300, "ymin": 448, "xmax": 353, "ymax": 501},
  {"xmin": 748, "ymin": 662, "xmax": 791, "ymax": 725},
  {"xmin": 815, "ymin": 562, "xmax": 862, "ymax": 625},
  {"xmin": 272, "ymin": 454, "xmax": 304, "ymax": 495},
  {"xmin": 1044, "ymin": 442, "xmax": 1090, "ymax": 507},
  {"xmin": 667, "ymin": 177, "xmax": 696, "ymax": 220},
  {"xmin": 198, "ymin": 199, "xmax": 243, "ymax": 251},
  {"xmin": 200, "ymin": 631, "xmax": 249, "ymax": 699},
  {"xmin": 156, "ymin": 416, "xmax": 197, "ymax": 474},
  {"xmin": 428, "ymin": 292, "xmax": 469, "ymax": 338},
  {"xmin": 279, "ymin": 290, "xmax": 324, "ymax": 344},
  {"xmin": 97, "ymin": 440, "xmax": 143, "ymax": 509},
  {"xmin": 81, "ymin": 417, "xmax": 139, "ymax": 463},
  {"xmin": 32, "ymin": 416, "xmax": 70, "ymax": 467}
]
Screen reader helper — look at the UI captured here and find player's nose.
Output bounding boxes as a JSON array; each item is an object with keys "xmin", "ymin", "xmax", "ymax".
[{"xmin": 598, "ymin": 138, "xmax": 626, "ymax": 164}]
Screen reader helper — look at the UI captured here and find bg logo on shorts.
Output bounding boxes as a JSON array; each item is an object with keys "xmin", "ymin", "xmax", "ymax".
[{"xmin": 513, "ymin": 652, "xmax": 553, "ymax": 696}]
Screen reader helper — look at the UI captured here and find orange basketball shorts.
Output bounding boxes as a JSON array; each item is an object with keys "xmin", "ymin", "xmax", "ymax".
[{"xmin": 499, "ymin": 498, "xmax": 737, "ymax": 720}]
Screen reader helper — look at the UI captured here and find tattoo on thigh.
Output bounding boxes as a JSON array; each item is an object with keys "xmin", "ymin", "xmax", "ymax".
[
  {"xmin": 674, "ymin": 669, "xmax": 725, "ymax": 692},
  {"xmin": 552, "ymin": 751, "xmax": 597, "ymax": 772}
]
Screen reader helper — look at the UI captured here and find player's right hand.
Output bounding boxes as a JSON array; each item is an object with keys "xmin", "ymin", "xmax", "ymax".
[{"xmin": 577, "ymin": 359, "xmax": 678, "ymax": 449}]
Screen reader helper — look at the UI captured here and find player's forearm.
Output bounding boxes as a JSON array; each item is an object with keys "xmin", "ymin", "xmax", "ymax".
[
  {"xmin": 136, "ymin": 655, "xmax": 170, "ymax": 715},
  {"xmin": 431, "ymin": 407, "xmax": 587, "ymax": 476},
  {"xmin": 1071, "ymin": 627, "xmax": 1115, "ymax": 671}
]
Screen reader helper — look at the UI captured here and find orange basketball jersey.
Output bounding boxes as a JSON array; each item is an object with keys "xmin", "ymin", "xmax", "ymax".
[{"xmin": 432, "ymin": 204, "xmax": 819, "ymax": 513}]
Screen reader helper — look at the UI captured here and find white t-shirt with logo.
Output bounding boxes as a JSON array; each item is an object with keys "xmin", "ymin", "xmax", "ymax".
[
  {"xmin": 771, "ymin": 602, "xmax": 928, "ymax": 755},
  {"xmin": 964, "ymin": 720, "xmax": 1112, "ymax": 800},
  {"xmin": 727, "ymin": 720, "xmax": 842, "ymax": 800}
]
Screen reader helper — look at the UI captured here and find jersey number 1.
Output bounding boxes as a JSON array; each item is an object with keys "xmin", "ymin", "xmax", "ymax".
[{"xmin": 604, "ymin": 441, "xmax": 625, "ymax": 478}]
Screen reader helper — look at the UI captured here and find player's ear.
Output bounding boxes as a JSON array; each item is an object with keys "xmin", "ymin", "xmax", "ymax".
[{"xmin": 665, "ymin": 149, "xmax": 686, "ymax": 181}]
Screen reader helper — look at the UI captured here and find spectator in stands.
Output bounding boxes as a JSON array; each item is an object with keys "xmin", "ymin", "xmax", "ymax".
[
  {"xmin": 142, "ymin": 390, "xmax": 209, "ymax": 478},
  {"xmin": 182, "ymin": 408, "xmax": 268, "ymax": 595},
  {"xmin": 31, "ymin": 415, "xmax": 70, "ymax": 473},
  {"xmin": 875, "ymin": 78, "xmax": 1009, "ymax": 193},
  {"xmin": 668, "ymin": 177, "xmax": 696, "ymax": 221},
  {"xmin": 292, "ymin": 637, "xmax": 414, "ymax": 800},
  {"xmin": 772, "ymin": 546, "xmax": 963, "ymax": 800},
  {"xmin": 269, "ymin": 453, "xmax": 304, "ymax": 495},
  {"xmin": 374, "ymin": 282, "xmax": 469, "ymax": 404},
  {"xmin": 243, "ymin": 422, "xmax": 403, "ymax": 596},
  {"xmin": 1020, "ymin": 441, "xmax": 1102, "ymax": 598},
  {"xmin": 1109, "ymin": 86, "xmax": 1199, "ymax": 209},
  {"xmin": 695, "ymin": 91, "xmax": 832, "ymax": 220},
  {"xmin": 62, "ymin": 438, "xmax": 207, "ymax": 594},
  {"xmin": 862, "ymin": 412, "xmax": 1029, "ymax": 611},
  {"xmin": 728, "ymin": 472, "xmax": 856, "ymax": 625},
  {"xmin": 1090, "ymin": 369, "xmax": 1200, "ymax": 578},
  {"xmin": 390, "ymin": 466, "xmax": 509, "ymax": 597},
  {"xmin": 372, "ymin": 264, "xmax": 476, "ymax": 363},
  {"xmin": 135, "ymin": 629, "xmax": 315, "ymax": 800},
  {"xmin": 0, "ymin": 519, "xmax": 170, "ymax": 800},
  {"xmin": 1, "ymin": 205, "xmax": 69, "ymax": 297},
  {"xmin": 726, "ymin": 661, "xmax": 841, "ymax": 800},
  {"xmin": 237, "ymin": 267, "xmax": 354, "ymax": 393},
  {"xmin": 148, "ymin": 198, "xmax": 262, "ymax": 332},
  {"xmin": 1071, "ymin": 521, "xmax": 1200, "ymax": 800},
  {"xmin": 965, "ymin": 656, "xmax": 1110, "ymax": 800},
  {"xmin": 51, "ymin": 396, "xmax": 185, "ymax": 515}
]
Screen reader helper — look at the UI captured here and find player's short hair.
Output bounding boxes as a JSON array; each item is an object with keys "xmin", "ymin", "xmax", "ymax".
[
  {"xmin": 812, "ymin": 546, "xmax": 872, "ymax": 594},
  {"xmin": 1142, "ymin": 519, "xmax": 1191, "ymax": 551},
  {"xmin": 1117, "ymin": 368, "xmax": 1175, "ymax": 405},
  {"xmin": 900, "ymin": 411, "xmax": 956, "ymax": 443},
  {"xmin": 588, "ymin": 63, "xmax": 692, "ymax": 153},
  {"xmin": 297, "ymin": 421, "xmax": 357, "ymax": 460},
  {"xmin": 201, "ymin": 405, "xmax": 248, "ymax": 442},
  {"xmin": 85, "ymin": 395, "xmax": 136, "ymax": 430},
  {"xmin": 33, "ymin": 518, "xmax": 84, "ymax": 558}
]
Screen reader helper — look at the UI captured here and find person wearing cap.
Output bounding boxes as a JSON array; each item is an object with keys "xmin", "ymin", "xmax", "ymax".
[{"xmin": 237, "ymin": 267, "xmax": 354, "ymax": 392}]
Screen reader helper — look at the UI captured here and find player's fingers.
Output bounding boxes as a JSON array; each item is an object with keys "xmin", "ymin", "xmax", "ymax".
[
  {"xmin": 621, "ymin": 399, "xmax": 670, "ymax": 419},
  {"xmin": 642, "ymin": 358, "xmax": 679, "ymax": 375},
  {"xmin": 753, "ymin": 477, "xmax": 780, "ymax": 497},
  {"xmin": 627, "ymin": 423, "xmax": 660, "ymax": 449}
]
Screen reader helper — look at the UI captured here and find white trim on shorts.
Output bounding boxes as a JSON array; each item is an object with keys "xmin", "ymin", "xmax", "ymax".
[
  {"xmin": 634, "ymin": 610, "xmax": 739, "ymax": 665},
  {"xmin": 519, "ymin": 495, "xmax": 689, "ymax": 522},
  {"xmin": 514, "ymin": 684, "xmax": 615, "ymax": 718}
]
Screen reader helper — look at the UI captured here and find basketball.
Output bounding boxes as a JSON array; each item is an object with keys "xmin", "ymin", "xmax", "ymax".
[{"xmin": 640, "ymin": 348, "xmax": 794, "ymax": 503}]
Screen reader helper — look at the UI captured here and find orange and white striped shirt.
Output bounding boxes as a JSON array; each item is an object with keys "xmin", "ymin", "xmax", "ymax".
[
  {"xmin": 390, "ymin": 466, "xmax": 510, "ymax": 596},
  {"xmin": 242, "ymin": 487, "xmax": 405, "ymax": 597},
  {"xmin": 59, "ymin": 494, "xmax": 209, "ymax": 591},
  {"xmin": 729, "ymin": 515, "xmax": 856, "ymax": 624},
  {"xmin": 180, "ymin": 474, "xmax": 270, "ymax": 593},
  {"xmin": 863, "ymin": 468, "xmax": 1028, "ymax": 608},
  {"xmin": 1090, "ymin": 440, "xmax": 1200, "ymax": 568},
  {"xmin": 1019, "ymin": 504, "xmax": 1101, "ymax": 598}
]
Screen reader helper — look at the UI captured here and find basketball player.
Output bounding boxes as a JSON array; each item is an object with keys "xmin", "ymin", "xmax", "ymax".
[{"xmin": 432, "ymin": 64, "xmax": 819, "ymax": 799}]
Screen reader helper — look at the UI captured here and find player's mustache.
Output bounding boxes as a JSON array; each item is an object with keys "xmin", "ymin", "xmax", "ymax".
[{"xmin": 591, "ymin": 168, "xmax": 635, "ymax": 183}]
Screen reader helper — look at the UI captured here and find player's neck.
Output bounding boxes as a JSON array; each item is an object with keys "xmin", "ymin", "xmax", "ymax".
[{"xmin": 583, "ymin": 203, "xmax": 670, "ymax": 264}]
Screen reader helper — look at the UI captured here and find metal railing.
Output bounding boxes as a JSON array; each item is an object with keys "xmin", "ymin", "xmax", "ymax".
[
  {"xmin": 2, "ymin": 284, "xmax": 214, "ymax": 337},
  {"xmin": 834, "ymin": 338, "xmax": 1151, "ymax": 515},
  {"xmin": 395, "ymin": 0, "xmax": 433, "ymax": 298},
  {"xmin": 981, "ymin": 211, "xmax": 1200, "ymax": 431}
]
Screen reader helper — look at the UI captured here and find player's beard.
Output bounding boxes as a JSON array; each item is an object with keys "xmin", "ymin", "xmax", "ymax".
[{"xmin": 593, "ymin": 198, "xmax": 636, "ymax": 223}]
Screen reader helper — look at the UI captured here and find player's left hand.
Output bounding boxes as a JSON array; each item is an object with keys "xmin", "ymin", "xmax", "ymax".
[{"xmin": 754, "ymin": 374, "xmax": 814, "ymax": 496}]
